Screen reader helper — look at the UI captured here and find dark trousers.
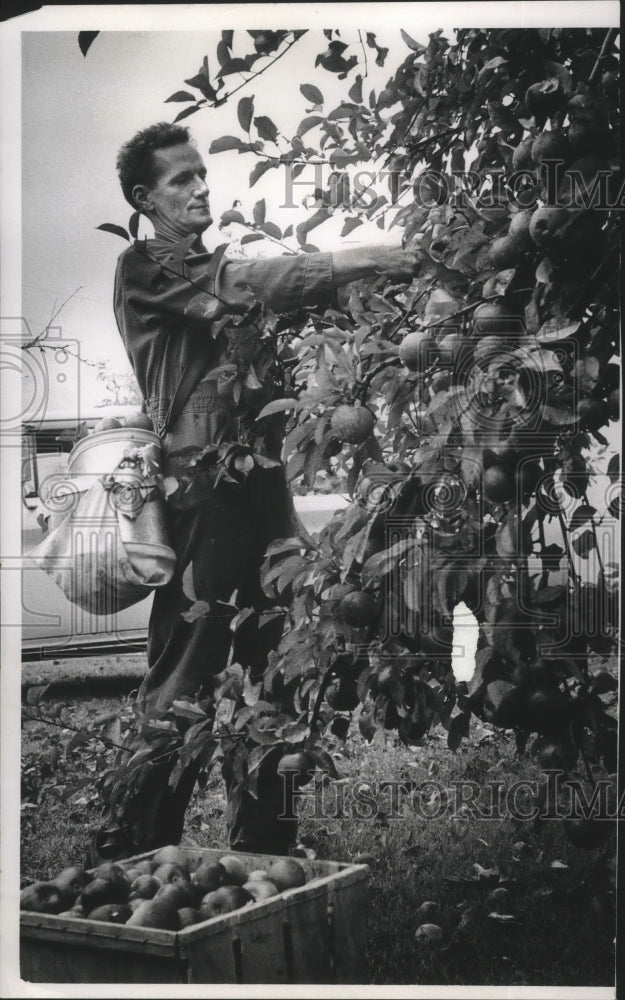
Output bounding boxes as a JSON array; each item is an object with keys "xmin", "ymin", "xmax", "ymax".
[{"xmin": 103, "ymin": 466, "xmax": 298, "ymax": 855}]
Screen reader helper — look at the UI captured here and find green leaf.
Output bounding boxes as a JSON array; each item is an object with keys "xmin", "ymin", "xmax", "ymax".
[
  {"xmin": 78, "ymin": 31, "xmax": 99, "ymax": 57},
  {"xmin": 280, "ymin": 719, "xmax": 310, "ymax": 742},
  {"xmin": 541, "ymin": 405, "xmax": 578, "ymax": 426},
  {"xmin": 330, "ymin": 148, "xmax": 361, "ymax": 168},
  {"xmin": 278, "ymin": 559, "xmax": 310, "ymax": 593},
  {"xmin": 341, "ymin": 217, "xmax": 364, "ymax": 237},
  {"xmin": 361, "ymin": 538, "xmax": 415, "ymax": 583},
  {"xmin": 247, "ymin": 723, "xmax": 279, "ymax": 746},
  {"xmin": 25, "ymin": 684, "xmax": 50, "ymax": 706},
  {"xmin": 467, "ymin": 648, "xmax": 499, "ymax": 699},
  {"xmin": 254, "ymin": 115, "xmax": 279, "ymax": 143},
  {"xmin": 236, "ymin": 95, "xmax": 254, "ymax": 133},
  {"xmin": 263, "ymin": 554, "xmax": 308, "ymax": 589},
  {"xmin": 403, "ymin": 564, "xmax": 421, "ymax": 613},
  {"xmin": 259, "ymin": 221, "xmax": 282, "ymax": 240},
  {"xmin": 478, "ymin": 56, "xmax": 508, "ymax": 77},
  {"xmin": 495, "ymin": 513, "xmax": 527, "ymax": 558},
  {"xmin": 218, "ymin": 58, "xmax": 251, "ymax": 77},
  {"xmin": 297, "ymin": 115, "xmax": 324, "ymax": 137},
  {"xmin": 128, "ymin": 212, "xmax": 141, "ymax": 239},
  {"xmin": 184, "ymin": 73, "xmax": 217, "ymax": 101},
  {"xmin": 327, "ymin": 103, "xmax": 361, "ymax": 120},
  {"xmin": 437, "ymin": 564, "xmax": 469, "ymax": 618},
  {"xmin": 214, "ymin": 39, "xmax": 230, "ymax": 66},
  {"xmin": 590, "ymin": 671, "xmax": 618, "ymax": 695},
  {"xmin": 348, "ymin": 74, "xmax": 363, "ymax": 103},
  {"xmin": 400, "ymin": 29, "xmax": 425, "ymax": 53},
  {"xmin": 341, "ymin": 524, "xmax": 371, "ymax": 577},
  {"xmin": 96, "ymin": 223, "xmax": 130, "ymax": 241},
  {"xmin": 250, "ymin": 159, "xmax": 278, "ymax": 187},
  {"xmin": 256, "ymin": 398, "xmax": 302, "ymax": 420},
  {"xmin": 174, "ymin": 105, "xmax": 201, "ymax": 124},
  {"xmin": 61, "ymin": 777, "xmax": 93, "ymax": 802},
  {"xmin": 165, "ymin": 91, "xmax": 197, "ymax": 103},
  {"xmin": 572, "ymin": 530, "xmax": 596, "ymax": 558},
  {"xmin": 229, "ymin": 607, "xmax": 255, "ymax": 633},
  {"xmin": 265, "ymin": 537, "xmax": 306, "ymax": 556},
  {"xmin": 300, "ymin": 83, "xmax": 324, "ymax": 105},
  {"xmin": 182, "ymin": 600, "xmax": 210, "ymax": 623},
  {"xmin": 243, "ymin": 672, "xmax": 262, "ymax": 707},
  {"xmin": 247, "ymin": 743, "xmax": 276, "ymax": 775},
  {"xmin": 181, "ymin": 562, "xmax": 196, "ymax": 601},
  {"xmin": 209, "ymin": 135, "xmax": 245, "ymax": 154},
  {"xmin": 375, "ymin": 47, "xmax": 389, "ymax": 67},
  {"xmin": 533, "ymin": 585, "xmax": 567, "ymax": 605},
  {"xmin": 253, "ymin": 198, "xmax": 266, "ymax": 225},
  {"xmin": 574, "ymin": 357, "xmax": 601, "ymax": 395},
  {"xmin": 67, "ymin": 729, "xmax": 90, "ymax": 754},
  {"xmin": 286, "ymin": 449, "xmax": 307, "ymax": 483},
  {"xmin": 171, "ymin": 699, "xmax": 207, "ymax": 720},
  {"xmin": 568, "ymin": 505, "xmax": 596, "ymax": 530}
]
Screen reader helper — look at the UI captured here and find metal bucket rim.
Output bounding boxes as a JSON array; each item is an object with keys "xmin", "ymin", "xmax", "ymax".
[{"xmin": 69, "ymin": 427, "xmax": 161, "ymax": 474}]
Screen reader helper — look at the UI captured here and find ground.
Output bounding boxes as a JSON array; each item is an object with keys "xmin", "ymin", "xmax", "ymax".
[{"xmin": 20, "ymin": 655, "xmax": 617, "ymax": 987}]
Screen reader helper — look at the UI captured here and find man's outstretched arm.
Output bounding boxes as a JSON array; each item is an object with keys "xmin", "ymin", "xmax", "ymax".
[
  {"xmin": 217, "ymin": 244, "xmax": 420, "ymax": 315},
  {"xmin": 117, "ymin": 240, "xmax": 420, "ymax": 331}
]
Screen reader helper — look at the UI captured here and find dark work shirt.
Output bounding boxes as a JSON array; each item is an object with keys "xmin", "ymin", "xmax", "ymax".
[{"xmin": 113, "ymin": 236, "xmax": 333, "ymax": 502}]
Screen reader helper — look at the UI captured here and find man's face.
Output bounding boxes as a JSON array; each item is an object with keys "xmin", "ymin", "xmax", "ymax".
[{"xmin": 144, "ymin": 144, "xmax": 212, "ymax": 235}]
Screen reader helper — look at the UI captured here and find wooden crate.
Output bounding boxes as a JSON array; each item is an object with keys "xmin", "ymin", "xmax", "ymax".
[{"xmin": 20, "ymin": 847, "xmax": 369, "ymax": 985}]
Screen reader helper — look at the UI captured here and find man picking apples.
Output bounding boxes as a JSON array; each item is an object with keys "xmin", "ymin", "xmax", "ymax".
[{"xmin": 92, "ymin": 122, "xmax": 419, "ymax": 863}]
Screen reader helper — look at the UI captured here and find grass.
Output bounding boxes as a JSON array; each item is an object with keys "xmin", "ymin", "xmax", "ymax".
[{"xmin": 21, "ymin": 690, "xmax": 617, "ymax": 987}]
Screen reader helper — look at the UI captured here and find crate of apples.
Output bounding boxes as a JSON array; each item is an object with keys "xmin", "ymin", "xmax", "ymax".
[
  {"xmin": 20, "ymin": 845, "xmax": 369, "ymax": 984},
  {"xmin": 21, "ymin": 846, "xmax": 309, "ymax": 929}
]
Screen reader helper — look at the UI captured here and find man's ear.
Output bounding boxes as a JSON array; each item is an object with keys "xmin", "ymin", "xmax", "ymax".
[{"xmin": 132, "ymin": 185, "xmax": 152, "ymax": 212}]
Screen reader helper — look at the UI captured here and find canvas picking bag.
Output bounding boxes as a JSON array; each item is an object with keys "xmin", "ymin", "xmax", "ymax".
[
  {"xmin": 29, "ymin": 241, "xmax": 231, "ymax": 614},
  {"xmin": 29, "ymin": 428, "xmax": 176, "ymax": 614}
]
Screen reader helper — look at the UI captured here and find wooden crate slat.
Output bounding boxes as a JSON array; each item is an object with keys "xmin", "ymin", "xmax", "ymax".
[
  {"xmin": 231, "ymin": 901, "xmax": 289, "ymax": 985},
  {"xmin": 328, "ymin": 872, "xmax": 369, "ymax": 984},
  {"xmin": 182, "ymin": 923, "xmax": 238, "ymax": 984},
  {"xmin": 285, "ymin": 881, "xmax": 332, "ymax": 984},
  {"xmin": 20, "ymin": 911, "xmax": 178, "ymax": 956},
  {"xmin": 20, "ymin": 939, "xmax": 186, "ymax": 984}
]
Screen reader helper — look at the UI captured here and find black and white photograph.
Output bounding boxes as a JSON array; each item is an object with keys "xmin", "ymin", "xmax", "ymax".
[{"xmin": 1, "ymin": 2, "xmax": 621, "ymax": 995}]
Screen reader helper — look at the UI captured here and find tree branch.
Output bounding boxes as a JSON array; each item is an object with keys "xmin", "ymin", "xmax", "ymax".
[
  {"xmin": 21, "ymin": 286, "xmax": 84, "ymax": 350},
  {"xmin": 588, "ymin": 28, "xmax": 619, "ymax": 83},
  {"xmin": 204, "ymin": 32, "xmax": 308, "ymax": 109},
  {"xmin": 358, "ymin": 30, "xmax": 369, "ymax": 81}
]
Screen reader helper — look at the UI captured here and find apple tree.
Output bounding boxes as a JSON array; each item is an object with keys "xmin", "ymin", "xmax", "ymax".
[{"xmin": 92, "ymin": 27, "xmax": 621, "ymax": 846}]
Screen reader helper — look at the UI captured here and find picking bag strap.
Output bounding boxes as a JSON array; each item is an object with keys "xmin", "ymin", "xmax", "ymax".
[{"xmin": 159, "ymin": 243, "xmax": 229, "ymax": 438}]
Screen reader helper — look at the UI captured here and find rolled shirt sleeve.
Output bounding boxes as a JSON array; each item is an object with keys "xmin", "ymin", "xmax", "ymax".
[
  {"xmin": 120, "ymin": 241, "xmax": 335, "ymax": 331},
  {"xmin": 215, "ymin": 251, "xmax": 334, "ymax": 314}
]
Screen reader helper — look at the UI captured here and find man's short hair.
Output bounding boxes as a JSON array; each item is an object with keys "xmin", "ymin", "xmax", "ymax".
[{"xmin": 116, "ymin": 122, "xmax": 194, "ymax": 208}]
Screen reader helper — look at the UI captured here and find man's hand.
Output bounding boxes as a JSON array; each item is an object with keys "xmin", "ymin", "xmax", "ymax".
[
  {"xmin": 371, "ymin": 245, "xmax": 422, "ymax": 279},
  {"xmin": 331, "ymin": 244, "xmax": 421, "ymax": 285}
]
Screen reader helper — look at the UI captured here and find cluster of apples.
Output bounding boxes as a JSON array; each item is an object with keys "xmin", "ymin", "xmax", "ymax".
[
  {"xmin": 20, "ymin": 846, "xmax": 309, "ymax": 930},
  {"xmin": 92, "ymin": 412, "xmax": 155, "ymax": 434}
]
